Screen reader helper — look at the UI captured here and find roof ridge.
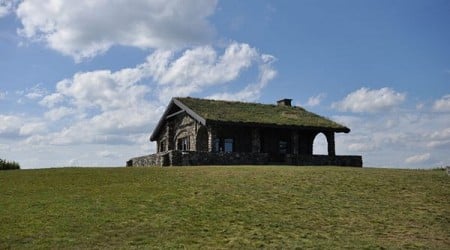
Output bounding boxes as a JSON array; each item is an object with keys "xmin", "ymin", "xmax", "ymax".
[{"xmin": 175, "ymin": 96, "xmax": 307, "ymax": 109}]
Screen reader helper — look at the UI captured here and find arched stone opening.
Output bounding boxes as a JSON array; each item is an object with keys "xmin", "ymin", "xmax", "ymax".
[
  {"xmin": 313, "ymin": 132, "xmax": 328, "ymax": 155},
  {"xmin": 196, "ymin": 126, "xmax": 208, "ymax": 151},
  {"xmin": 312, "ymin": 131, "xmax": 336, "ymax": 156}
]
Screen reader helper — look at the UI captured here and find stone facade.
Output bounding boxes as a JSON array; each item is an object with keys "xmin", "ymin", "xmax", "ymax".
[{"xmin": 156, "ymin": 114, "xmax": 207, "ymax": 153}]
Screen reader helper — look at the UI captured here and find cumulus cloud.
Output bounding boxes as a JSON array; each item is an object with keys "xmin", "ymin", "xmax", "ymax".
[
  {"xmin": 405, "ymin": 153, "xmax": 431, "ymax": 164},
  {"xmin": 432, "ymin": 94, "xmax": 450, "ymax": 112},
  {"xmin": 306, "ymin": 93, "xmax": 326, "ymax": 107},
  {"xmin": 148, "ymin": 43, "xmax": 276, "ymax": 102},
  {"xmin": 19, "ymin": 122, "xmax": 46, "ymax": 136},
  {"xmin": 332, "ymin": 87, "xmax": 406, "ymax": 113},
  {"xmin": 206, "ymin": 54, "xmax": 277, "ymax": 101},
  {"xmin": 0, "ymin": 115, "xmax": 46, "ymax": 138},
  {"xmin": 0, "ymin": 0, "xmax": 14, "ymax": 17},
  {"xmin": 39, "ymin": 93, "xmax": 64, "ymax": 108},
  {"xmin": 30, "ymin": 42, "xmax": 275, "ymax": 147},
  {"xmin": 54, "ymin": 69, "xmax": 150, "ymax": 112},
  {"xmin": 333, "ymin": 108, "xmax": 450, "ymax": 168},
  {"xmin": 35, "ymin": 66, "xmax": 158, "ymax": 145},
  {"xmin": 0, "ymin": 115, "xmax": 23, "ymax": 137},
  {"xmin": 16, "ymin": 0, "xmax": 217, "ymax": 61},
  {"xmin": 426, "ymin": 127, "xmax": 450, "ymax": 149},
  {"xmin": 44, "ymin": 107, "xmax": 76, "ymax": 121}
]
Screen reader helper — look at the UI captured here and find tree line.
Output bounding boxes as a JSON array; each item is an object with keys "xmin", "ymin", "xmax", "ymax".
[{"xmin": 0, "ymin": 158, "xmax": 21, "ymax": 170}]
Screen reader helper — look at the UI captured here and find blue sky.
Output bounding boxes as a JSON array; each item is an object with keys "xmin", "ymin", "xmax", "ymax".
[{"xmin": 0, "ymin": 0, "xmax": 449, "ymax": 169}]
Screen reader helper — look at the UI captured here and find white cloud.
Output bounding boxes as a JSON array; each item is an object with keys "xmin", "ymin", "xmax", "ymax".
[
  {"xmin": 432, "ymin": 94, "xmax": 450, "ymax": 112},
  {"xmin": 157, "ymin": 43, "xmax": 257, "ymax": 86},
  {"xmin": 426, "ymin": 127, "xmax": 450, "ymax": 149},
  {"xmin": 429, "ymin": 127, "xmax": 450, "ymax": 140},
  {"xmin": 35, "ymin": 70, "xmax": 159, "ymax": 145},
  {"xmin": 332, "ymin": 87, "xmax": 406, "ymax": 113},
  {"xmin": 306, "ymin": 93, "xmax": 326, "ymax": 107},
  {"xmin": 0, "ymin": 90, "xmax": 7, "ymax": 100},
  {"xmin": 0, "ymin": 115, "xmax": 48, "ymax": 138},
  {"xmin": 0, "ymin": 115, "xmax": 23, "ymax": 136},
  {"xmin": 0, "ymin": 0, "xmax": 14, "ymax": 18},
  {"xmin": 44, "ymin": 107, "xmax": 76, "ymax": 121},
  {"xmin": 149, "ymin": 43, "xmax": 276, "ymax": 102},
  {"xmin": 23, "ymin": 84, "xmax": 47, "ymax": 100},
  {"xmin": 206, "ymin": 53, "xmax": 277, "ymax": 102},
  {"xmin": 39, "ymin": 93, "xmax": 64, "ymax": 108},
  {"xmin": 97, "ymin": 150, "xmax": 117, "ymax": 158},
  {"xmin": 405, "ymin": 153, "xmax": 431, "ymax": 164},
  {"xmin": 54, "ymin": 69, "xmax": 150, "ymax": 112},
  {"xmin": 32, "ymin": 42, "xmax": 275, "ymax": 145},
  {"xmin": 19, "ymin": 122, "xmax": 46, "ymax": 136},
  {"xmin": 16, "ymin": 0, "xmax": 217, "ymax": 61},
  {"xmin": 333, "ymin": 109, "xmax": 450, "ymax": 168}
]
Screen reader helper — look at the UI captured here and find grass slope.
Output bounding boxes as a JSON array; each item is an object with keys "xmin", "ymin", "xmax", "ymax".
[{"xmin": 0, "ymin": 166, "xmax": 448, "ymax": 249}]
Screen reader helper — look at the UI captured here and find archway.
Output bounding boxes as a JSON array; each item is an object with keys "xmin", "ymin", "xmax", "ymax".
[
  {"xmin": 196, "ymin": 126, "xmax": 208, "ymax": 151},
  {"xmin": 313, "ymin": 132, "xmax": 328, "ymax": 155}
]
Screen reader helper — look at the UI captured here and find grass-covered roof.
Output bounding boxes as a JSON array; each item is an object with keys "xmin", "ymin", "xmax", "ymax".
[{"xmin": 175, "ymin": 97, "xmax": 349, "ymax": 132}]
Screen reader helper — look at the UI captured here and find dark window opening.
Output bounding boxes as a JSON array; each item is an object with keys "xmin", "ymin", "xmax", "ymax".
[
  {"xmin": 279, "ymin": 140, "xmax": 288, "ymax": 154},
  {"xmin": 213, "ymin": 138, "xmax": 221, "ymax": 152},
  {"xmin": 213, "ymin": 138, "xmax": 234, "ymax": 152},
  {"xmin": 160, "ymin": 140, "xmax": 165, "ymax": 152},
  {"xmin": 177, "ymin": 137, "xmax": 190, "ymax": 151}
]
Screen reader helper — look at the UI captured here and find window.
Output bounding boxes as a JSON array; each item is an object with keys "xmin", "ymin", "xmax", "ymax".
[
  {"xmin": 177, "ymin": 137, "xmax": 190, "ymax": 151},
  {"xmin": 159, "ymin": 140, "xmax": 165, "ymax": 152},
  {"xmin": 224, "ymin": 138, "xmax": 234, "ymax": 153},
  {"xmin": 279, "ymin": 140, "xmax": 288, "ymax": 154},
  {"xmin": 212, "ymin": 138, "xmax": 234, "ymax": 152},
  {"xmin": 213, "ymin": 139, "xmax": 220, "ymax": 152}
]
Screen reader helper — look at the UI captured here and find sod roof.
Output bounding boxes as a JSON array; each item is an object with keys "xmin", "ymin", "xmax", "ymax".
[
  {"xmin": 150, "ymin": 97, "xmax": 350, "ymax": 140},
  {"xmin": 174, "ymin": 97, "xmax": 349, "ymax": 132}
]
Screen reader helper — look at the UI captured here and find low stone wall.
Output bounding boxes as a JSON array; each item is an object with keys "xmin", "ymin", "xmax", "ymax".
[
  {"xmin": 285, "ymin": 154, "xmax": 363, "ymax": 167},
  {"xmin": 127, "ymin": 151, "xmax": 362, "ymax": 167},
  {"xmin": 176, "ymin": 151, "xmax": 269, "ymax": 166},
  {"xmin": 126, "ymin": 153, "xmax": 169, "ymax": 167},
  {"xmin": 127, "ymin": 151, "xmax": 269, "ymax": 167}
]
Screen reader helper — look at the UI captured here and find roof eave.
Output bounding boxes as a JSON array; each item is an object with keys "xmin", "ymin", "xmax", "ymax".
[
  {"xmin": 206, "ymin": 119, "xmax": 351, "ymax": 133},
  {"xmin": 149, "ymin": 99, "xmax": 175, "ymax": 141}
]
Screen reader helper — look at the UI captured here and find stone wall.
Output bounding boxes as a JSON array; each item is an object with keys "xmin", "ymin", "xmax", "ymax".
[
  {"xmin": 127, "ymin": 151, "xmax": 362, "ymax": 167},
  {"xmin": 127, "ymin": 151, "xmax": 270, "ymax": 167},
  {"xmin": 285, "ymin": 154, "xmax": 362, "ymax": 167},
  {"xmin": 156, "ymin": 113, "xmax": 207, "ymax": 153},
  {"xmin": 126, "ymin": 153, "xmax": 169, "ymax": 167}
]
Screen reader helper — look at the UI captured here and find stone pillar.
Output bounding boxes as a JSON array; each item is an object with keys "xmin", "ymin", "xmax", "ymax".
[
  {"xmin": 167, "ymin": 122, "xmax": 174, "ymax": 150},
  {"xmin": 207, "ymin": 126, "xmax": 216, "ymax": 152},
  {"xmin": 292, "ymin": 130, "xmax": 299, "ymax": 154},
  {"xmin": 325, "ymin": 132, "xmax": 336, "ymax": 156},
  {"xmin": 251, "ymin": 128, "xmax": 261, "ymax": 153}
]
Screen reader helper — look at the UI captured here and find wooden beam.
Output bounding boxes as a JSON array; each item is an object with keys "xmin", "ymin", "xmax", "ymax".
[{"xmin": 166, "ymin": 110, "xmax": 185, "ymax": 119}]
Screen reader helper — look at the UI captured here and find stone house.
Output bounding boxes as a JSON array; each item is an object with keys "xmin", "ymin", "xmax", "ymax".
[{"xmin": 127, "ymin": 97, "xmax": 362, "ymax": 167}]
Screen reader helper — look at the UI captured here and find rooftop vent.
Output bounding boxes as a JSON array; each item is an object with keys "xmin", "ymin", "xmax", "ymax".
[{"xmin": 277, "ymin": 98, "xmax": 292, "ymax": 107}]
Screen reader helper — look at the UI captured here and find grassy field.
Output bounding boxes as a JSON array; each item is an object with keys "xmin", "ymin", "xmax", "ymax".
[{"xmin": 0, "ymin": 166, "xmax": 448, "ymax": 249}]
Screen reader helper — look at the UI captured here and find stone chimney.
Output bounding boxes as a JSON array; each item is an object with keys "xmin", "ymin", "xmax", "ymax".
[{"xmin": 277, "ymin": 98, "xmax": 292, "ymax": 107}]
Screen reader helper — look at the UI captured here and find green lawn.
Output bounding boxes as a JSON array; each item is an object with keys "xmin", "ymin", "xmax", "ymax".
[{"xmin": 0, "ymin": 166, "xmax": 448, "ymax": 249}]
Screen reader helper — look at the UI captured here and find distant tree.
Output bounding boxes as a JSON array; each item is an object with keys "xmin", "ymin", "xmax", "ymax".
[{"xmin": 0, "ymin": 158, "xmax": 21, "ymax": 170}]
